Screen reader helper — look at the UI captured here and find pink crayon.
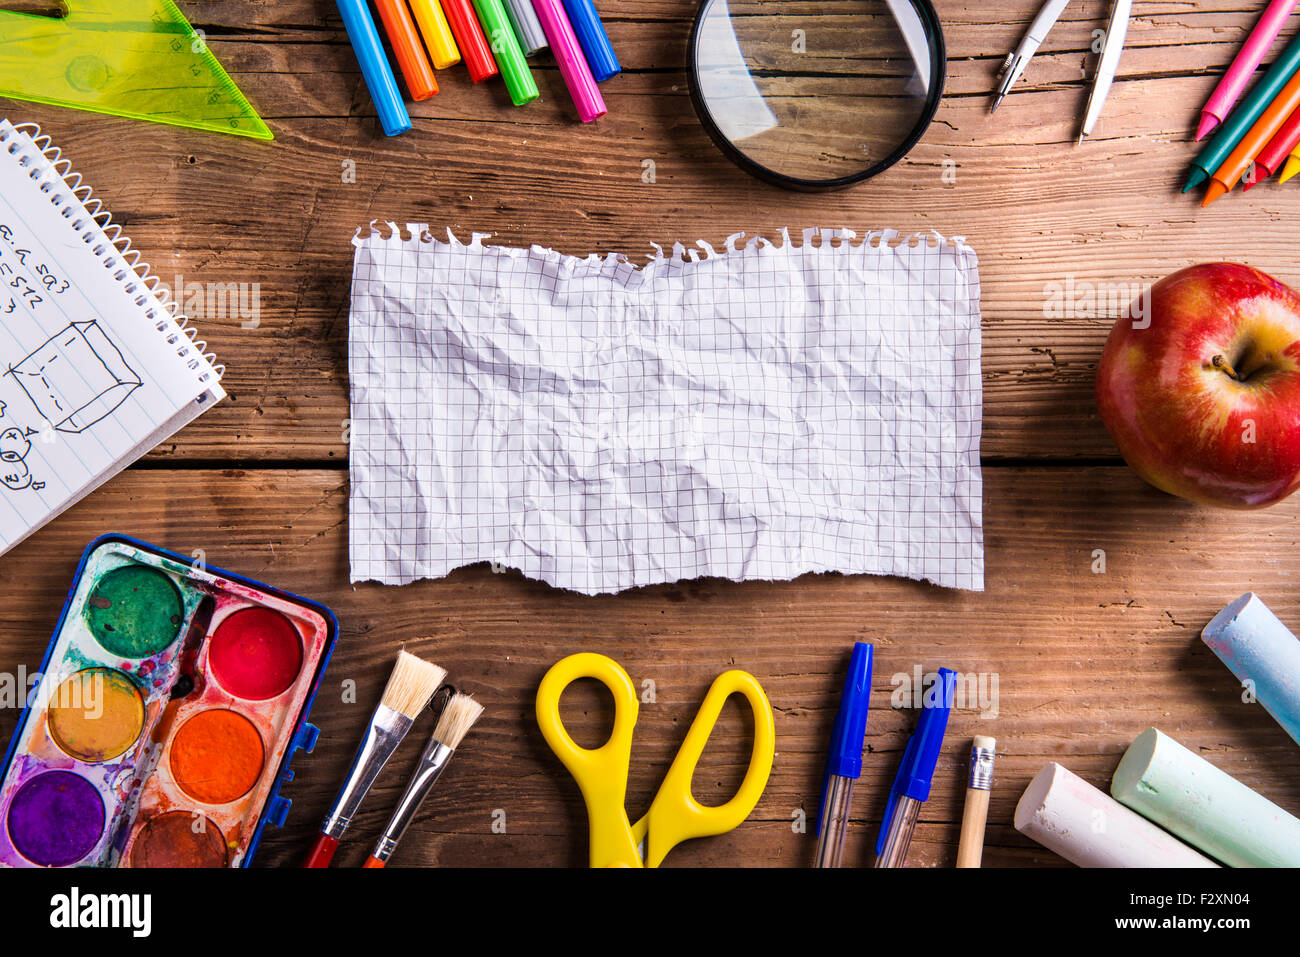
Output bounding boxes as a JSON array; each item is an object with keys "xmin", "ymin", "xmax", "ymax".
[
  {"xmin": 1198, "ymin": 0, "xmax": 1299, "ymax": 140},
  {"xmin": 531, "ymin": 0, "xmax": 606, "ymax": 122}
]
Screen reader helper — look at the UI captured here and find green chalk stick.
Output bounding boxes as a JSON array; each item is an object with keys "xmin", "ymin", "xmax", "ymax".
[
  {"xmin": 1112, "ymin": 727, "xmax": 1300, "ymax": 867},
  {"xmin": 1183, "ymin": 31, "xmax": 1300, "ymax": 193},
  {"xmin": 473, "ymin": 0, "xmax": 539, "ymax": 106}
]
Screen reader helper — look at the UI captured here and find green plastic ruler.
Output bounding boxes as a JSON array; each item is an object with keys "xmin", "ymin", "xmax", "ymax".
[{"xmin": 0, "ymin": 0, "xmax": 272, "ymax": 140}]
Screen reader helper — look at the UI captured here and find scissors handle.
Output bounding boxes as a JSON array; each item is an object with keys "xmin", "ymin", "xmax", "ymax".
[
  {"xmin": 632, "ymin": 669, "xmax": 776, "ymax": 867},
  {"xmin": 535, "ymin": 652, "xmax": 643, "ymax": 867}
]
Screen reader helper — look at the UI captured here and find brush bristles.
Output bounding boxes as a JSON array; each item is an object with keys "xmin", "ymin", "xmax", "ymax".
[
  {"xmin": 432, "ymin": 693, "xmax": 484, "ymax": 750},
  {"xmin": 380, "ymin": 650, "xmax": 446, "ymax": 719}
]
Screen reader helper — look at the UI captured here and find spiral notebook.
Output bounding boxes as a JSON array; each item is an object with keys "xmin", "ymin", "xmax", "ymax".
[{"xmin": 0, "ymin": 120, "xmax": 225, "ymax": 554}]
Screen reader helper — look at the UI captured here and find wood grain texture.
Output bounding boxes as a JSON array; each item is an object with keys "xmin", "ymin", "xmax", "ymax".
[
  {"xmin": 0, "ymin": 468, "xmax": 1297, "ymax": 867},
  {"xmin": 0, "ymin": 0, "xmax": 1298, "ymax": 868},
  {"xmin": 2, "ymin": 1, "xmax": 1295, "ymax": 461}
]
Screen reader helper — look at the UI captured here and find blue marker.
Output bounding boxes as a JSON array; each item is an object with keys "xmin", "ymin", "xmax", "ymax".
[
  {"xmin": 813, "ymin": 642, "xmax": 873, "ymax": 868},
  {"xmin": 336, "ymin": 0, "xmax": 412, "ymax": 136},
  {"xmin": 560, "ymin": 0, "xmax": 620, "ymax": 82},
  {"xmin": 875, "ymin": 667, "xmax": 956, "ymax": 867}
]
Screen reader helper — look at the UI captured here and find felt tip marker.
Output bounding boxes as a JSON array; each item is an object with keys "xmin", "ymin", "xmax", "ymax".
[
  {"xmin": 374, "ymin": 0, "xmax": 439, "ymax": 100},
  {"xmin": 532, "ymin": 0, "xmax": 606, "ymax": 121},
  {"xmin": 472, "ymin": 0, "xmax": 539, "ymax": 105},
  {"xmin": 875, "ymin": 667, "xmax": 956, "ymax": 868},
  {"xmin": 560, "ymin": 0, "xmax": 620, "ymax": 82},
  {"xmin": 409, "ymin": 0, "xmax": 463, "ymax": 70},
  {"xmin": 813, "ymin": 642, "xmax": 873, "ymax": 868},
  {"xmin": 441, "ymin": 0, "xmax": 499, "ymax": 82},
  {"xmin": 504, "ymin": 0, "xmax": 549, "ymax": 55},
  {"xmin": 334, "ymin": 0, "xmax": 412, "ymax": 136}
]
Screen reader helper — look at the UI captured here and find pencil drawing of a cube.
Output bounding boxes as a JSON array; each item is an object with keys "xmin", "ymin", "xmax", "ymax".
[{"xmin": 6, "ymin": 321, "xmax": 142, "ymax": 433}]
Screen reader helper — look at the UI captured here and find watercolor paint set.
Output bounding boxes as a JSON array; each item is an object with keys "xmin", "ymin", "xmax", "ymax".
[{"xmin": 0, "ymin": 535, "xmax": 338, "ymax": 867}]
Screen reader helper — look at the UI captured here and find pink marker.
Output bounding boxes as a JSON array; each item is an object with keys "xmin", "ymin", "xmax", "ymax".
[
  {"xmin": 531, "ymin": 0, "xmax": 606, "ymax": 122},
  {"xmin": 1198, "ymin": 0, "xmax": 1299, "ymax": 140}
]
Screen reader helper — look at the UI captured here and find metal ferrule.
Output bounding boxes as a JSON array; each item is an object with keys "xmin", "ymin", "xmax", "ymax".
[
  {"xmin": 322, "ymin": 703, "xmax": 414, "ymax": 838},
  {"xmin": 970, "ymin": 744, "xmax": 996, "ymax": 790},
  {"xmin": 371, "ymin": 738, "xmax": 455, "ymax": 863}
]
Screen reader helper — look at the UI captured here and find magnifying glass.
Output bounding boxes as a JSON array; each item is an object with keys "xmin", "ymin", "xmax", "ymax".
[{"xmin": 687, "ymin": 0, "xmax": 946, "ymax": 191}]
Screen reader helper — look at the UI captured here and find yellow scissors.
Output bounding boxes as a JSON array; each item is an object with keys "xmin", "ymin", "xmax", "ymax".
[{"xmin": 536, "ymin": 652, "xmax": 776, "ymax": 868}]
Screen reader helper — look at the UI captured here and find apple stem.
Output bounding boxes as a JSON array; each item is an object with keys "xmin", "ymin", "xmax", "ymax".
[{"xmin": 1212, "ymin": 354, "xmax": 1241, "ymax": 381}]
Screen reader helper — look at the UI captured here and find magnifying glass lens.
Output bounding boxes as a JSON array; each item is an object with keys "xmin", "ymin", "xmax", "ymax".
[{"xmin": 689, "ymin": 0, "xmax": 944, "ymax": 189}]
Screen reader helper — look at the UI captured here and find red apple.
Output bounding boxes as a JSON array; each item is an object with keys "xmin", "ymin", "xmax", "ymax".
[{"xmin": 1096, "ymin": 263, "xmax": 1300, "ymax": 508}]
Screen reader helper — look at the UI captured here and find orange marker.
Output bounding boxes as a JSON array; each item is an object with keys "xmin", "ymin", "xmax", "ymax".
[
  {"xmin": 374, "ymin": 0, "xmax": 439, "ymax": 100},
  {"xmin": 1204, "ymin": 69, "xmax": 1300, "ymax": 206}
]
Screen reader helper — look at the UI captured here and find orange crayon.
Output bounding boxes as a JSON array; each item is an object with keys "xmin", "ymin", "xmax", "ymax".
[
  {"xmin": 1245, "ymin": 106, "xmax": 1300, "ymax": 189},
  {"xmin": 1204, "ymin": 69, "xmax": 1300, "ymax": 206}
]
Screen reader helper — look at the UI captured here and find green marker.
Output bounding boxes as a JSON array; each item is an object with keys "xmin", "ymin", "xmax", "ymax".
[
  {"xmin": 1184, "ymin": 31, "xmax": 1300, "ymax": 192},
  {"xmin": 472, "ymin": 0, "xmax": 540, "ymax": 107}
]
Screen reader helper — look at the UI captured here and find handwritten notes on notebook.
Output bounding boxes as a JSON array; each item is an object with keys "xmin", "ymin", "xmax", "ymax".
[
  {"xmin": 348, "ymin": 227, "xmax": 983, "ymax": 594},
  {"xmin": 0, "ymin": 120, "xmax": 224, "ymax": 553}
]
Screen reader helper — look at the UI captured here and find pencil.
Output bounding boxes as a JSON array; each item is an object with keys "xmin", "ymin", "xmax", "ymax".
[{"xmin": 956, "ymin": 736, "xmax": 995, "ymax": 868}]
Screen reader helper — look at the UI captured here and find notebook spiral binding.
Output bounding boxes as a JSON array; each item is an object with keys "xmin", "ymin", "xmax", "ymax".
[{"xmin": 0, "ymin": 122, "xmax": 224, "ymax": 383}]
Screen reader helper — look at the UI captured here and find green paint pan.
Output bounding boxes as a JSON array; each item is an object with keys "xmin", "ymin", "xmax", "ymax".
[{"xmin": 0, "ymin": 0, "xmax": 272, "ymax": 140}]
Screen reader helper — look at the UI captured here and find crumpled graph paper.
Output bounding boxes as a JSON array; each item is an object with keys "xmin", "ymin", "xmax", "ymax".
[{"xmin": 348, "ymin": 227, "xmax": 983, "ymax": 594}]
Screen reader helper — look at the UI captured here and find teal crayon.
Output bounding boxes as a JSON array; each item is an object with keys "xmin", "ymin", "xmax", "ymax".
[{"xmin": 1184, "ymin": 30, "xmax": 1300, "ymax": 192}]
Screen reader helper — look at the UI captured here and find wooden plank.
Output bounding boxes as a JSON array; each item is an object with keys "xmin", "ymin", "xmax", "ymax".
[
  {"xmin": 1, "ymin": 3, "xmax": 1295, "ymax": 461},
  {"xmin": 0, "ymin": 466, "xmax": 1296, "ymax": 867}
]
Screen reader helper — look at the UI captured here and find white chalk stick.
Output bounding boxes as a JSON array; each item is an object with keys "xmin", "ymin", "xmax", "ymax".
[
  {"xmin": 1202, "ymin": 592, "xmax": 1300, "ymax": 747},
  {"xmin": 1014, "ymin": 762, "xmax": 1217, "ymax": 868},
  {"xmin": 1112, "ymin": 727, "xmax": 1300, "ymax": 867}
]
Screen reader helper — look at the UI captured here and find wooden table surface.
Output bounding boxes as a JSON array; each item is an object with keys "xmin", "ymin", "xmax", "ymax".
[{"xmin": 2, "ymin": 0, "xmax": 1299, "ymax": 868}]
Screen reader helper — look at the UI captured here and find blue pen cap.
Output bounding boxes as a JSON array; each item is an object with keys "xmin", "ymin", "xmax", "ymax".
[
  {"xmin": 874, "ymin": 667, "xmax": 957, "ymax": 855},
  {"xmin": 897, "ymin": 667, "xmax": 957, "ymax": 803},
  {"xmin": 826, "ymin": 643, "xmax": 873, "ymax": 779},
  {"xmin": 815, "ymin": 642, "xmax": 872, "ymax": 836}
]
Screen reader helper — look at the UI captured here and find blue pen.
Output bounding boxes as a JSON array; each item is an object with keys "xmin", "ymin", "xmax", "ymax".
[
  {"xmin": 813, "ymin": 642, "xmax": 873, "ymax": 868},
  {"xmin": 335, "ymin": 0, "xmax": 412, "ymax": 136},
  {"xmin": 560, "ymin": 0, "xmax": 620, "ymax": 82},
  {"xmin": 875, "ymin": 667, "xmax": 956, "ymax": 867}
]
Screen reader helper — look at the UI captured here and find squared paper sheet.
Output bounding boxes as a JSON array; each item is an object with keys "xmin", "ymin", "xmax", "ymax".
[
  {"xmin": 348, "ymin": 227, "xmax": 983, "ymax": 593},
  {"xmin": 0, "ymin": 120, "xmax": 224, "ymax": 554}
]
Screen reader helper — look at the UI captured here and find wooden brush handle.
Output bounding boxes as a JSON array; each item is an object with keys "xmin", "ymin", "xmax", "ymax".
[{"xmin": 303, "ymin": 832, "xmax": 340, "ymax": 868}]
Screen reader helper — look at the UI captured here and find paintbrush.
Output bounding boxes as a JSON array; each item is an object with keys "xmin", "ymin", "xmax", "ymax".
[
  {"xmin": 362, "ymin": 692, "xmax": 484, "ymax": 868},
  {"xmin": 303, "ymin": 650, "xmax": 446, "ymax": 867}
]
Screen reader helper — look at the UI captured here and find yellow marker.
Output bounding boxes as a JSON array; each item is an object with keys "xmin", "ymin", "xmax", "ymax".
[
  {"xmin": 409, "ymin": 0, "xmax": 461, "ymax": 70},
  {"xmin": 1282, "ymin": 151, "xmax": 1300, "ymax": 184}
]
